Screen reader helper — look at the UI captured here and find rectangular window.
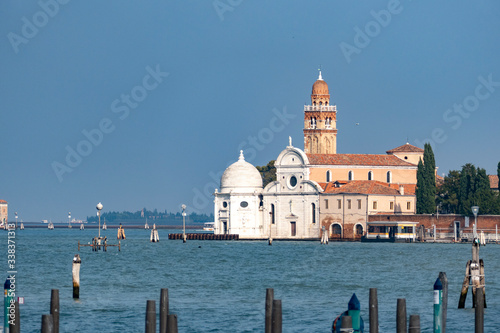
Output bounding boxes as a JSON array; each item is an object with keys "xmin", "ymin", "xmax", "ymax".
[
  {"xmin": 407, "ymin": 202, "xmax": 411, "ymax": 210},
  {"xmin": 325, "ymin": 199, "xmax": 329, "ymax": 209},
  {"xmin": 290, "ymin": 222, "xmax": 296, "ymax": 236},
  {"xmin": 357, "ymin": 199, "xmax": 362, "ymax": 209},
  {"xmin": 373, "ymin": 201, "xmax": 378, "ymax": 209},
  {"xmin": 337, "ymin": 199, "xmax": 342, "ymax": 209},
  {"xmin": 347, "ymin": 199, "xmax": 351, "ymax": 209},
  {"xmin": 390, "ymin": 202, "xmax": 394, "ymax": 210}
]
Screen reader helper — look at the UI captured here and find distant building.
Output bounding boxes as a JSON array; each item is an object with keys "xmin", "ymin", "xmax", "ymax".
[
  {"xmin": 213, "ymin": 72, "xmax": 421, "ymax": 240},
  {"xmin": 489, "ymin": 175, "xmax": 499, "ymax": 192},
  {"xmin": 0, "ymin": 200, "xmax": 7, "ymax": 227}
]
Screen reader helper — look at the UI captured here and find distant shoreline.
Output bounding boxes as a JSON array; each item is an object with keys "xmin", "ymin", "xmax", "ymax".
[{"xmin": 7, "ymin": 224, "xmax": 200, "ymax": 229}]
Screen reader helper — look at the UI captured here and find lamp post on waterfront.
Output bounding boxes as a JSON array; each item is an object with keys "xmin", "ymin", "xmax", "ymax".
[
  {"xmin": 471, "ymin": 206, "xmax": 479, "ymax": 239},
  {"xmin": 15, "ymin": 212, "xmax": 18, "ymax": 229},
  {"xmin": 181, "ymin": 204, "xmax": 187, "ymax": 243},
  {"xmin": 96, "ymin": 202, "xmax": 103, "ymax": 238},
  {"xmin": 68, "ymin": 212, "xmax": 71, "ymax": 228}
]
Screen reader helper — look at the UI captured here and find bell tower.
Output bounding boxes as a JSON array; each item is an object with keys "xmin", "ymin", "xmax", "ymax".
[{"xmin": 303, "ymin": 71, "xmax": 337, "ymax": 154}]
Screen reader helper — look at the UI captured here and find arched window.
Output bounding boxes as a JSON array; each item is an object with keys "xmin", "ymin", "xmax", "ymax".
[
  {"xmin": 270, "ymin": 204, "xmax": 275, "ymax": 224},
  {"xmin": 311, "ymin": 203, "xmax": 316, "ymax": 224},
  {"xmin": 348, "ymin": 171, "xmax": 353, "ymax": 181},
  {"xmin": 356, "ymin": 224, "xmax": 363, "ymax": 236},
  {"xmin": 326, "ymin": 170, "xmax": 331, "ymax": 183},
  {"xmin": 319, "ymin": 101, "xmax": 323, "ymax": 106},
  {"xmin": 387, "ymin": 171, "xmax": 392, "ymax": 183},
  {"xmin": 332, "ymin": 224, "xmax": 342, "ymax": 235},
  {"xmin": 368, "ymin": 171, "xmax": 373, "ymax": 181}
]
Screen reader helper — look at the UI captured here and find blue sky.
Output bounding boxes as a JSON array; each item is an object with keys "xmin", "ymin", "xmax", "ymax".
[{"xmin": 1, "ymin": 1, "xmax": 499, "ymax": 222}]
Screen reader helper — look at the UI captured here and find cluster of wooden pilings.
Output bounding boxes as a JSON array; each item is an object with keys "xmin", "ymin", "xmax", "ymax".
[
  {"xmin": 144, "ymin": 288, "xmax": 178, "ymax": 333},
  {"xmin": 40, "ymin": 289, "xmax": 60, "ymax": 333},
  {"xmin": 168, "ymin": 233, "xmax": 239, "ymax": 240}
]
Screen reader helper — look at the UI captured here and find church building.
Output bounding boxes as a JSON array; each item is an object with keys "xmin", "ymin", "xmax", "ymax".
[{"xmin": 214, "ymin": 71, "xmax": 421, "ymax": 240}]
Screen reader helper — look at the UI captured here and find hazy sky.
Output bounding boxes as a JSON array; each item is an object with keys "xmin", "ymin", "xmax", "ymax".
[{"xmin": 1, "ymin": 1, "xmax": 499, "ymax": 222}]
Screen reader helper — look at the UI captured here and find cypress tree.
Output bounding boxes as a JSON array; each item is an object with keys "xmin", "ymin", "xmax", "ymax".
[
  {"xmin": 416, "ymin": 158, "xmax": 425, "ymax": 214},
  {"xmin": 476, "ymin": 168, "xmax": 493, "ymax": 214},
  {"xmin": 423, "ymin": 143, "xmax": 436, "ymax": 213},
  {"xmin": 458, "ymin": 164, "xmax": 476, "ymax": 215}
]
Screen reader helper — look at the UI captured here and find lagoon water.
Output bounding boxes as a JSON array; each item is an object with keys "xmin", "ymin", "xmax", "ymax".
[{"xmin": 2, "ymin": 228, "xmax": 500, "ymax": 332}]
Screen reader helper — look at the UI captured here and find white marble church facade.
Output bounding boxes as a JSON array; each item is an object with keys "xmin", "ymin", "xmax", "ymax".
[{"xmin": 214, "ymin": 141, "xmax": 322, "ymax": 240}]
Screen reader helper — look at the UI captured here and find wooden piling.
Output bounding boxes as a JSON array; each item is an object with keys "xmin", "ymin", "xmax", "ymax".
[
  {"xmin": 160, "ymin": 289, "xmax": 168, "ymax": 333},
  {"xmin": 9, "ymin": 300, "xmax": 20, "ymax": 333},
  {"xmin": 479, "ymin": 259, "xmax": 486, "ymax": 308},
  {"xmin": 72, "ymin": 254, "xmax": 81, "ymax": 299},
  {"xmin": 265, "ymin": 288, "xmax": 274, "ymax": 333},
  {"xmin": 475, "ymin": 287, "xmax": 484, "ymax": 333},
  {"xmin": 167, "ymin": 314, "xmax": 178, "ymax": 333},
  {"xmin": 369, "ymin": 288, "xmax": 378, "ymax": 333},
  {"xmin": 396, "ymin": 298, "xmax": 407, "ymax": 333},
  {"xmin": 458, "ymin": 260, "xmax": 471, "ymax": 308},
  {"xmin": 41, "ymin": 314, "xmax": 54, "ymax": 333},
  {"xmin": 271, "ymin": 299, "xmax": 282, "ymax": 333},
  {"xmin": 408, "ymin": 315, "xmax": 420, "ymax": 333},
  {"xmin": 438, "ymin": 272, "xmax": 448, "ymax": 332},
  {"xmin": 50, "ymin": 289, "xmax": 59, "ymax": 333},
  {"xmin": 117, "ymin": 224, "xmax": 126, "ymax": 239},
  {"xmin": 145, "ymin": 300, "xmax": 156, "ymax": 333}
]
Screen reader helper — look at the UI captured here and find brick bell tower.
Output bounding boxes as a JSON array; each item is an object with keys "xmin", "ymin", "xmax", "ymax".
[{"xmin": 303, "ymin": 70, "xmax": 337, "ymax": 154}]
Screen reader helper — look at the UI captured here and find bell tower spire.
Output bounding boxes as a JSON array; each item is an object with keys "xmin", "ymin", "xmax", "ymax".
[{"xmin": 303, "ymin": 70, "xmax": 337, "ymax": 154}]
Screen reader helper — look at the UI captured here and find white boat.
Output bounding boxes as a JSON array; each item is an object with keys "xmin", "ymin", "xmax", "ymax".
[
  {"xmin": 203, "ymin": 222, "xmax": 215, "ymax": 232},
  {"xmin": 48, "ymin": 222, "xmax": 54, "ymax": 230}
]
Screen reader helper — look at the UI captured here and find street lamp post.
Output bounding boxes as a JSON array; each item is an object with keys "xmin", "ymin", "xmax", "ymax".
[
  {"xmin": 181, "ymin": 204, "xmax": 187, "ymax": 243},
  {"xmin": 471, "ymin": 206, "xmax": 479, "ymax": 239},
  {"xmin": 15, "ymin": 212, "xmax": 18, "ymax": 230},
  {"xmin": 96, "ymin": 202, "xmax": 103, "ymax": 238},
  {"xmin": 68, "ymin": 212, "xmax": 71, "ymax": 228}
]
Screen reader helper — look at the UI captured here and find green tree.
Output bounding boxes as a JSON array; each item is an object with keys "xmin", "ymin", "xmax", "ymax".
[
  {"xmin": 458, "ymin": 163, "xmax": 476, "ymax": 215},
  {"xmin": 436, "ymin": 170, "xmax": 460, "ymax": 214},
  {"xmin": 256, "ymin": 160, "xmax": 276, "ymax": 187},
  {"xmin": 416, "ymin": 143, "xmax": 437, "ymax": 213}
]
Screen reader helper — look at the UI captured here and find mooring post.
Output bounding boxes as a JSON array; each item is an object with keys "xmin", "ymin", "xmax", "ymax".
[
  {"xmin": 41, "ymin": 314, "xmax": 54, "ymax": 333},
  {"xmin": 369, "ymin": 288, "xmax": 379, "ymax": 333},
  {"xmin": 265, "ymin": 288, "xmax": 274, "ymax": 333},
  {"xmin": 50, "ymin": 289, "xmax": 59, "ymax": 333},
  {"xmin": 160, "ymin": 289, "xmax": 168, "ymax": 333},
  {"xmin": 396, "ymin": 298, "xmax": 407, "ymax": 333},
  {"xmin": 72, "ymin": 254, "xmax": 81, "ymax": 299},
  {"xmin": 458, "ymin": 260, "xmax": 471, "ymax": 308},
  {"xmin": 475, "ymin": 287, "xmax": 484, "ymax": 333},
  {"xmin": 167, "ymin": 314, "xmax": 178, "ymax": 333},
  {"xmin": 9, "ymin": 300, "xmax": 20, "ymax": 333},
  {"xmin": 4, "ymin": 278, "xmax": 13, "ymax": 332},
  {"xmin": 271, "ymin": 299, "xmax": 282, "ymax": 333},
  {"xmin": 479, "ymin": 259, "xmax": 486, "ymax": 308},
  {"xmin": 340, "ymin": 315, "xmax": 353, "ymax": 332},
  {"xmin": 433, "ymin": 277, "xmax": 443, "ymax": 333},
  {"xmin": 408, "ymin": 314, "xmax": 420, "ymax": 333},
  {"xmin": 145, "ymin": 300, "xmax": 156, "ymax": 333},
  {"xmin": 438, "ymin": 272, "xmax": 448, "ymax": 332}
]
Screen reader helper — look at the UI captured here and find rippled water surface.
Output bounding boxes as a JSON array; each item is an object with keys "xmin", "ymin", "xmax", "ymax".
[{"xmin": 2, "ymin": 228, "xmax": 500, "ymax": 332}]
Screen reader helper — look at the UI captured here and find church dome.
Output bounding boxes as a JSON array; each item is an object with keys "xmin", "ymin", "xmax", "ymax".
[
  {"xmin": 312, "ymin": 78, "xmax": 329, "ymax": 96},
  {"xmin": 220, "ymin": 151, "xmax": 263, "ymax": 193}
]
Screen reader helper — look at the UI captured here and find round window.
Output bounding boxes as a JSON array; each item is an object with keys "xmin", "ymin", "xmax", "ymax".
[
  {"xmin": 289, "ymin": 175, "xmax": 297, "ymax": 189},
  {"xmin": 222, "ymin": 201, "xmax": 228, "ymax": 208},
  {"xmin": 240, "ymin": 201, "xmax": 248, "ymax": 208}
]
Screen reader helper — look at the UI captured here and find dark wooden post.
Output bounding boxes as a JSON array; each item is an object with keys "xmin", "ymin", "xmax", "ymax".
[
  {"xmin": 369, "ymin": 288, "xmax": 378, "ymax": 333},
  {"xmin": 160, "ymin": 289, "xmax": 168, "ymax": 333},
  {"xmin": 458, "ymin": 260, "xmax": 471, "ymax": 308},
  {"xmin": 9, "ymin": 300, "xmax": 20, "ymax": 333},
  {"xmin": 396, "ymin": 298, "xmax": 407, "ymax": 333},
  {"xmin": 271, "ymin": 299, "xmax": 282, "ymax": 333},
  {"xmin": 41, "ymin": 314, "xmax": 54, "ymax": 333},
  {"xmin": 408, "ymin": 314, "xmax": 420, "ymax": 333},
  {"xmin": 145, "ymin": 300, "xmax": 156, "ymax": 333},
  {"xmin": 73, "ymin": 254, "xmax": 81, "ymax": 299},
  {"xmin": 479, "ymin": 259, "xmax": 486, "ymax": 308},
  {"xmin": 475, "ymin": 288, "xmax": 484, "ymax": 333},
  {"xmin": 265, "ymin": 288, "xmax": 274, "ymax": 333},
  {"xmin": 50, "ymin": 289, "xmax": 59, "ymax": 333},
  {"xmin": 438, "ymin": 272, "xmax": 448, "ymax": 332},
  {"xmin": 167, "ymin": 314, "xmax": 178, "ymax": 333}
]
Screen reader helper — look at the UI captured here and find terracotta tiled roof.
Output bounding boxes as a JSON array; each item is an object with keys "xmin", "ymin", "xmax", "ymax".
[
  {"xmin": 307, "ymin": 154, "xmax": 416, "ymax": 167},
  {"xmin": 0, "ymin": 200, "xmax": 7, "ymax": 204},
  {"xmin": 323, "ymin": 180, "xmax": 414, "ymax": 196},
  {"xmin": 386, "ymin": 143, "xmax": 424, "ymax": 154},
  {"xmin": 489, "ymin": 175, "xmax": 499, "ymax": 189}
]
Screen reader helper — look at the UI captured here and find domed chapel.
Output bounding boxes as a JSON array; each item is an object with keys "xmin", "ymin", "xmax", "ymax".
[{"xmin": 214, "ymin": 71, "xmax": 422, "ymax": 240}]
